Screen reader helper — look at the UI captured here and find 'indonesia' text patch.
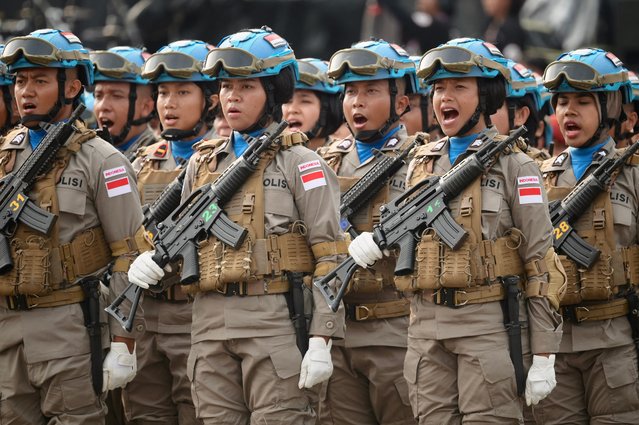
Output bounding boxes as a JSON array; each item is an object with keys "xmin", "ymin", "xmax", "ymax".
[{"xmin": 301, "ymin": 170, "xmax": 327, "ymax": 190}]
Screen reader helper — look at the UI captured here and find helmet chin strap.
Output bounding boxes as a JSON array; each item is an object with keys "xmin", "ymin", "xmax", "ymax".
[
  {"xmin": 20, "ymin": 68, "xmax": 72, "ymax": 129},
  {"xmin": 351, "ymin": 79, "xmax": 408, "ymax": 142},
  {"xmin": 161, "ymin": 84, "xmax": 211, "ymax": 141},
  {"xmin": 110, "ymin": 84, "xmax": 153, "ymax": 146}
]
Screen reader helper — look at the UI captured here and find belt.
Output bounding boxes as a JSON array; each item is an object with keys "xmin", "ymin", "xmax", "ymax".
[
  {"xmin": 3, "ymin": 285, "xmax": 86, "ymax": 310},
  {"xmin": 345, "ymin": 298, "xmax": 411, "ymax": 321},
  {"xmin": 426, "ymin": 283, "xmax": 514, "ymax": 308},
  {"xmin": 220, "ymin": 279, "xmax": 290, "ymax": 297},
  {"xmin": 147, "ymin": 284, "xmax": 191, "ymax": 303},
  {"xmin": 562, "ymin": 298, "xmax": 629, "ymax": 322}
]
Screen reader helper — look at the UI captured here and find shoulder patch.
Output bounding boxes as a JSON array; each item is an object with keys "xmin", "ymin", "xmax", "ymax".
[
  {"xmin": 10, "ymin": 133, "xmax": 25, "ymax": 146},
  {"xmin": 553, "ymin": 152, "xmax": 568, "ymax": 166},
  {"xmin": 154, "ymin": 143, "xmax": 168, "ymax": 158},
  {"xmin": 337, "ymin": 139, "xmax": 352, "ymax": 150},
  {"xmin": 431, "ymin": 140, "xmax": 446, "ymax": 152},
  {"xmin": 385, "ymin": 137, "xmax": 400, "ymax": 148}
]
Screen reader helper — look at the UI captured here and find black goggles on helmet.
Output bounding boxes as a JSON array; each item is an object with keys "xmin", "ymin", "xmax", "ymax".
[
  {"xmin": 91, "ymin": 51, "xmax": 141, "ymax": 78},
  {"xmin": 2, "ymin": 36, "xmax": 88, "ymax": 66},
  {"xmin": 327, "ymin": 48, "xmax": 413, "ymax": 78},
  {"xmin": 203, "ymin": 47, "xmax": 294, "ymax": 77},
  {"xmin": 543, "ymin": 60, "xmax": 628, "ymax": 91},
  {"xmin": 142, "ymin": 52, "xmax": 202, "ymax": 80},
  {"xmin": 418, "ymin": 46, "xmax": 509, "ymax": 80}
]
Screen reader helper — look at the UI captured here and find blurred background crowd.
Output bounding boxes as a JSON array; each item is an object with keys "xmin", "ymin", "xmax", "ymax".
[{"xmin": 1, "ymin": 0, "xmax": 638, "ymax": 74}]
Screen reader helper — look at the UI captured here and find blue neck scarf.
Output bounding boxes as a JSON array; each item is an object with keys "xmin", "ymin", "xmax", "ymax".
[
  {"xmin": 116, "ymin": 133, "xmax": 141, "ymax": 153},
  {"xmin": 232, "ymin": 129, "xmax": 264, "ymax": 158},
  {"xmin": 355, "ymin": 126, "xmax": 401, "ymax": 164},
  {"xmin": 28, "ymin": 128, "xmax": 47, "ymax": 151},
  {"xmin": 569, "ymin": 139, "xmax": 609, "ymax": 181},
  {"xmin": 171, "ymin": 137, "xmax": 202, "ymax": 162},
  {"xmin": 449, "ymin": 133, "xmax": 479, "ymax": 165}
]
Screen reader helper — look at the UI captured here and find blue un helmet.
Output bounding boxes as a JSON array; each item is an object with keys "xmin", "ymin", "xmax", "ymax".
[
  {"xmin": 410, "ymin": 55, "xmax": 435, "ymax": 134},
  {"xmin": 0, "ymin": 28, "xmax": 93, "ymax": 125},
  {"xmin": 203, "ymin": 26, "xmax": 298, "ymax": 130},
  {"xmin": 294, "ymin": 58, "xmax": 343, "ymax": 139},
  {"xmin": 503, "ymin": 59, "xmax": 543, "ymax": 140},
  {"xmin": 417, "ymin": 37, "xmax": 511, "ymax": 136},
  {"xmin": 142, "ymin": 40, "xmax": 218, "ymax": 140},
  {"xmin": 92, "ymin": 46, "xmax": 154, "ymax": 144},
  {"xmin": 543, "ymin": 48, "xmax": 631, "ymax": 146},
  {"xmin": 328, "ymin": 39, "xmax": 419, "ymax": 141}
]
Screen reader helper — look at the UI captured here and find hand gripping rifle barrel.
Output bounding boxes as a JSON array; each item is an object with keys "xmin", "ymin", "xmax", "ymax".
[
  {"xmin": 549, "ymin": 140, "xmax": 639, "ymax": 268},
  {"xmin": 340, "ymin": 135, "xmax": 425, "ymax": 238},
  {"xmin": 106, "ymin": 121, "xmax": 289, "ymax": 331},
  {"xmin": 0, "ymin": 104, "xmax": 86, "ymax": 273},
  {"xmin": 316, "ymin": 126, "xmax": 526, "ymax": 312}
]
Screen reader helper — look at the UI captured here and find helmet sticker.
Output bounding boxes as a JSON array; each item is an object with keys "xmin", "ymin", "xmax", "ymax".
[
  {"xmin": 513, "ymin": 63, "xmax": 532, "ymax": 78},
  {"xmin": 605, "ymin": 52, "xmax": 623, "ymax": 67},
  {"xmin": 482, "ymin": 42, "xmax": 503, "ymax": 57},
  {"xmin": 60, "ymin": 31, "xmax": 81, "ymax": 44},
  {"xmin": 264, "ymin": 33, "xmax": 287, "ymax": 48},
  {"xmin": 390, "ymin": 43, "xmax": 409, "ymax": 57}
]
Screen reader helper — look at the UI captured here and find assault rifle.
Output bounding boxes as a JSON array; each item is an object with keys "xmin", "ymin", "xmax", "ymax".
[
  {"xmin": 0, "ymin": 104, "xmax": 86, "ymax": 273},
  {"xmin": 316, "ymin": 126, "xmax": 526, "ymax": 311},
  {"xmin": 340, "ymin": 134, "xmax": 425, "ymax": 238},
  {"xmin": 107, "ymin": 121, "xmax": 288, "ymax": 331},
  {"xmin": 549, "ymin": 141, "xmax": 639, "ymax": 268}
]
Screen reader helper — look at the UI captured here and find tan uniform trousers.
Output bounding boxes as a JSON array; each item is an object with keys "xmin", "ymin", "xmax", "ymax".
[
  {"xmin": 187, "ymin": 333, "xmax": 315, "ymax": 425},
  {"xmin": 404, "ymin": 331, "xmax": 532, "ymax": 425},
  {"xmin": 532, "ymin": 344, "xmax": 639, "ymax": 424},
  {"xmin": 318, "ymin": 344, "xmax": 415, "ymax": 425},
  {"xmin": 0, "ymin": 351, "xmax": 105, "ymax": 424},
  {"xmin": 122, "ymin": 301, "xmax": 199, "ymax": 424}
]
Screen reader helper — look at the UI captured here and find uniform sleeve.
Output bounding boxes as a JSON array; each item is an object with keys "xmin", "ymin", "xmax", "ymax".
[
  {"xmin": 507, "ymin": 156, "xmax": 563, "ymax": 354},
  {"xmin": 93, "ymin": 150, "xmax": 146, "ymax": 339},
  {"xmin": 285, "ymin": 147, "xmax": 346, "ymax": 339}
]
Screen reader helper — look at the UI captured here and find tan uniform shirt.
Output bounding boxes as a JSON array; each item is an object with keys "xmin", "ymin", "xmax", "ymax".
[
  {"xmin": 324, "ymin": 127, "xmax": 410, "ymax": 348},
  {"xmin": 541, "ymin": 138, "xmax": 636, "ymax": 352},
  {"xmin": 406, "ymin": 136, "xmax": 563, "ymax": 354},
  {"xmin": 0, "ymin": 124, "xmax": 144, "ymax": 362},
  {"xmin": 182, "ymin": 127, "xmax": 345, "ymax": 342}
]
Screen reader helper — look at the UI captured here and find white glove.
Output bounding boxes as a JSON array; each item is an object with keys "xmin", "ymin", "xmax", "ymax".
[
  {"xmin": 298, "ymin": 337, "xmax": 333, "ymax": 389},
  {"xmin": 102, "ymin": 342, "xmax": 137, "ymax": 391},
  {"xmin": 348, "ymin": 232, "xmax": 384, "ymax": 268},
  {"xmin": 525, "ymin": 354, "xmax": 556, "ymax": 406},
  {"xmin": 128, "ymin": 250, "xmax": 164, "ymax": 289}
]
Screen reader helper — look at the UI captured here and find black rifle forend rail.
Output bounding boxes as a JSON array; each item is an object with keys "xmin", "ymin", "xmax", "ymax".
[
  {"xmin": 107, "ymin": 121, "xmax": 289, "ymax": 331},
  {"xmin": 315, "ymin": 126, "xmax": 527, "ymax": 312},
  {"xmin": 0, "ymin": 104, "xmax": 86, "ymax": 274},
  {"xmin": 340, "ymin": 134, "xmax": 425, "ymax": 239},
  {"xmin": 549, "ymin": 140, "xmax": 639, "ymax": 268}
]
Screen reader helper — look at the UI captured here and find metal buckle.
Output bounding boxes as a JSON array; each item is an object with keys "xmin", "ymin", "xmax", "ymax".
[
  {"xmin": 7, "ymin": 294, "xmax": 31, "ymax": 310},
  {"xmin": 434, "ymin": 288, "xmax": 458, "ymax": 308},
  {"xmin": 355, "ymin": 305, "xmax": 371, "ymax": 321},
  {"xmin": 224, "ymin": 282, "xmax": 247, "ymax": 297}
]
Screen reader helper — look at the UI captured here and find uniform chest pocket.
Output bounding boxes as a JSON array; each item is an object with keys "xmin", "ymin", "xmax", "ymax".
[
  {"xmin": 612, "ymin": 202, "xmax": 634, "ymax": 227},
  {"xmin": 56, "ymin": 187, "xmax": 87, "ymax": 216}
]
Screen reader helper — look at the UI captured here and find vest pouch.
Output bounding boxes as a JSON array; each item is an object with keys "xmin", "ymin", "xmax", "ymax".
[
  {"xmin": 350, "ymin": 268, "xmax": 384, "ymax": 293},
  {"xmin": 414, "ymin": 234, "xmax": 441, "ymax": 290},
  {"xmin": 440, "ymin": 239, "xmax": 473, "ymax": 288},
  {"xmin": 559, "ymin": 256, "xmax": 582, "ymax": 305},
  {"xmin": 0, "ymin": 240, "xmax": 20, "ymax": 295},
  {"xmin": 17, "ymin": 236, "xmax": 51, "ymax": 295},
  {"xmin": 580, "ymin": 254, "xmax": 614, "ymax": 301},
  {"xmin": 197, "ymin": 237, "xmax": 256, "ymax": 292}
]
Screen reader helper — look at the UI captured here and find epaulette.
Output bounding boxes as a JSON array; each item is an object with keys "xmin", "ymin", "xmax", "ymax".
[
  {"xmin": 194, "ymin": 137, "xmax": 227, "ymax": 154},
  {"xmin": 326, "ymin": 137, "xmax": 355, "ymax": 155},
  {"xmin": 1, "ymin": 126, "xmax": 28, "ymax": 150},
  {"xmin": 413, "ymin": 138, "xmax": 448, "ymax": 159},
  {"xmin": 540, "ymin": 152, "xmax": 569, "ymax": 173},
  {"xmin": 142, "ymin": 140, "xmax": 171, "ymax": 160}
]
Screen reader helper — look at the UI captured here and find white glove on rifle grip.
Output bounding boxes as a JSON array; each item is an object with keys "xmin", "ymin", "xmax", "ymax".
[
  {"xmin": 525, "ymin": 354, "xmax": 557, "ymax": 406},
  {"xmin": 128, "ymin": 250, "xmax": 165, "ymax": 289},
  {"xmin": 102, "ymin": 342, "xmax": 137, "ymax": 392},
  {"xmin": 298, "ymin": 337, "xmax": 333, "ymax": 389},
  {"xmin": 348, "ymin": 232, "xmax": 385, "ymax": 268}
]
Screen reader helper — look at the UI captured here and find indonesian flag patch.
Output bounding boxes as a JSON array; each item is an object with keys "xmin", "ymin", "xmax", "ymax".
[
  {"xmin": 105, "ymin": 175, "xmax": 132, "ymax": 198},
  {"xmin": 518, "ymin": 186, "xmax": 543, "ymax": 204},
  {"xmin": 301, "ymin": 170, "xmax": 327, "ymax": 191}
]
